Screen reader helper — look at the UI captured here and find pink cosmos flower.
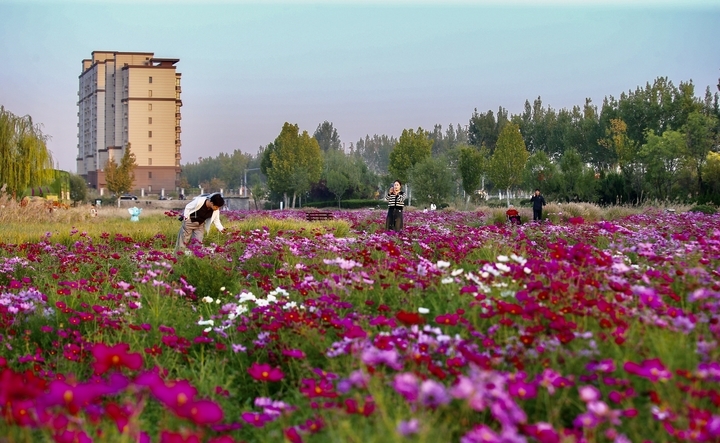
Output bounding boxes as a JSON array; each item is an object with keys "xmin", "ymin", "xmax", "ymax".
[
  {"xmin": 460, "ymin": 425, "xmax": 501, "ymax": 443},
  {"xmin": 578, "ymin": 385, "xmax": 601, "ymax": 403},
  {"xmin": 247, "ymin": 362, "xmax": 284, "ymax": 382},
  {"xmin": 623, "ymin": 358, "xmax": 672, "ymax": 382}
]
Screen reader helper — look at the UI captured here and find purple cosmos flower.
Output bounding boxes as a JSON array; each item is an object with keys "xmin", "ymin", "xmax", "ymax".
[
  {"xmin": 392, "ymin": 373, "xmax": 420, "ymax": 402},
  {"xmin": 397, "ymin": 419, "xmax": 420, "ymax": 436}
]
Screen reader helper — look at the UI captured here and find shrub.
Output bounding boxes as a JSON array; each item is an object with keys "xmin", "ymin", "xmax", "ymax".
[{"xmin": 689, "ymin": 204, "xmax": 716, "ymax": 214}]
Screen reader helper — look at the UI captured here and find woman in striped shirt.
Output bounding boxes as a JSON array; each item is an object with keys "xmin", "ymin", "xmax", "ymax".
[{"xmin": 385, "ymin": 180, "xmax": 405, "ymax": 231}]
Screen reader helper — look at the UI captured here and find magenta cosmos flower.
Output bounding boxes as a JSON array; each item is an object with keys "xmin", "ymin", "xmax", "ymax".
[{"xmin": 247, "ymin": 362, "xmax": 284, "ymax": 382}]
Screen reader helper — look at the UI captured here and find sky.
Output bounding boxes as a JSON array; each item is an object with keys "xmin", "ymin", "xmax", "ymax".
[{"xmin": 1, "ymin": 0, "xmax": 719, "ymax": 172}]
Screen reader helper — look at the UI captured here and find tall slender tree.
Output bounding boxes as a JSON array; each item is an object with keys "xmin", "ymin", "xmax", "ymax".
[{"xmin": 488, "ymin": 123, "xmax": 529, "ymax": 206}]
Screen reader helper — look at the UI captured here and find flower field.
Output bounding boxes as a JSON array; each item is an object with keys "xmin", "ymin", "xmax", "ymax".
[{"xmin": 0, "ymin": 208, "xmax": 719, "ymax": 442}]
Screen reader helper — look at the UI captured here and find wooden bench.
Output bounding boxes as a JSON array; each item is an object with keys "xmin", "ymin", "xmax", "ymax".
[{"xmin": 306, "ymin": 211, "xmax": 334, "ymax": 221}]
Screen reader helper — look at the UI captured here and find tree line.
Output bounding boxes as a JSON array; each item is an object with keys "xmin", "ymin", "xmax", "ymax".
[
  {"xmin": 3, "ymin": 75, "xmax": 717, "ymax": 208},
  {"xmin": 181, "ymin": 75, "xmax": 720, "ymax": 207}
]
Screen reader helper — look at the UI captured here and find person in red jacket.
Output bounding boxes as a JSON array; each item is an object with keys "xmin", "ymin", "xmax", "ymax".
[{"xmin": 506, "ymin": 204, "xmax": 521, "ymax": 225}]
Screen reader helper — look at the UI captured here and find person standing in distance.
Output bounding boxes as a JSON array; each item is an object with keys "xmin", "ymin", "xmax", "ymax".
[
  {"xmin": 385, "ymin": 180, "xmax": 405, "ymax": 231},
  {"xmin": 175, "ymin": 192, "xmax": 225, "ymax": 252},
  {"xmin": 530, "ymin": 188, "xmax": 546, "ymax": 221}
]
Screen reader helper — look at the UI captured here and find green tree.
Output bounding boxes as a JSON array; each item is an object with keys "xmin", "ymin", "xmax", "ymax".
[
  {"xmin": 261, "ymin": 123, "xmax": 323, "ymax": 208},
  {"xmin": 702, "ymin": 151, "xmax": 720, "ymax": 197},
  {"xmin": 388, "ymin": 127, "xmax": 433, "ymax": 185},
  {"xmin": 488, "ymin": 123, "xmax": 529, "ymax": 206},
  {"xmin": 323, "ymin": 149, "xmax": 359, "ymax": 208},
  {"xmin": 105, "ymin": 143, "xmax": 137, "ymax": 197},
  {"xmin": 468, "ymin": 108, "xmax": 508, "ymax": 152},
  {"xmin": 314, "ymin": 121, "xmax": 341, "ymax": 152},
  {"xmin": 523, "ymin": 150, "xmax": 555, "ymax": 194},
  {"xmin": 0, "ymin": 106, "xmax": 54, "ymax": 197},
  {"xmin": 69, "ymin": 174, "xmax": 88, "ymax": 204},
  {"xmin": 684, "ymin": 111, "xmax": 718, "ymax": 194},
  {"xmin": 411, "ymin": 156, "xmax": 454, "ymax": 207},
  {"xmin": 353, "ymin": 134, "xmax": 396, "ymax": 175},
  {"xmin": 250, "ymin": 182, "xmax": 266, "ymax": 210},
  {"xmin": 639, "ymin": 130, "xmax": 686, "ymax": 200},
  {"xmin": 218, "ymin": 150, "xmax": 251, "ymax": 189},
  {"xmin": 556, "ymin": 148, "xmax": 598, "ymax": 202},
  {"xmin": 457, "ymin": 145, "xmax": 486, "ymax": 208}
]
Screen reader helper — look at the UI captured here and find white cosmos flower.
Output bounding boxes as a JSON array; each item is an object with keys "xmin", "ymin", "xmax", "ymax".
[
  {"xmin": 510, "ymin": 254, "xmax": 527, "ymax": 265},
  {"xmin": 238, "ymin": 292, "xmax": 257, "ymax": 303},
  {"xmin": 441, "ymin": 277, "xmax": 454, "ymax": 285},
  {"xmin": 436, "ymin": 260, "xmax": 451, "ymax": 269},
  {"xmin": 451, "ymin": 268, "xmax": 464, "ymax": 277},
  {"xmin": 220, "ymin": 286, "xmax": 226, "ymax": 292},
  {"xmin": 524, "ymin": 267, "xmax": 532, "ymax": 274},
  {"xmin": 198, "ymin": 319, "xmax": 214, "ymax": 326},
  {"xmin": 418, "ymin": 307, "xmax": 430, "ymax": 314},
  {"xmin": 204, "ymin": 327, "xmax": 212, "ymax": 333},
  {"xmin": 202, "ymin": 296, "xmax": 214, "ymax": 303},
  {"xmin": 497, "ymin": 255, "xmax": 509, "ymax": 263},
  {"xmin": 496, "ymin": 263, "xmax": 511, "ymax": 273}
]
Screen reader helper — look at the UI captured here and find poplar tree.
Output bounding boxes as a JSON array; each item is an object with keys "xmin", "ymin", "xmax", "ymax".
[{"xmin": 488, "ymin": 123, "xmax": 529, "ymax": 206}]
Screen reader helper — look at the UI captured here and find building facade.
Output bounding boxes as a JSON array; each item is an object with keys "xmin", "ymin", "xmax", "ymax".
[{"xmin": 77, "ymin": 51, "xmax": 182, "ymax": 194}]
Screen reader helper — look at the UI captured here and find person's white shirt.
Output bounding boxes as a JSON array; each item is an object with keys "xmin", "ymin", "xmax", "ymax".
[{"xmin": 182, "ymin": 193, "xmax": 225, "ymax": 233}]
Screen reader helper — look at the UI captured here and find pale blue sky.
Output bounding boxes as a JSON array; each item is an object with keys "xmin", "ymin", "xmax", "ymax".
[{"xmin": 1, "ymin": 0, "xmax": 718, "ymax": 171}]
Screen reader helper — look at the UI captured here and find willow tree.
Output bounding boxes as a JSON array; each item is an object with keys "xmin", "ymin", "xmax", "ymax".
[{"xmin": 0, "ymin": 106, "xmax": 54, "ymax": 197}]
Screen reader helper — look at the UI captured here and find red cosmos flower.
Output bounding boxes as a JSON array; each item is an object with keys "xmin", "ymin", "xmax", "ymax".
[
  {"xmin": 395, "ymin": 310, "xmax": 424, "ymax": 326},
  {"xmin": 91, "ymin": 343, "xmax": 143, "ymax": 375},
  {"xmin": 435, "ymin": 313, "xmax": 459, "ymax": 326},
  {"xmin": 300, "ymin": 378, "xmax": 337, "ymax": 399},
  {"xmin": 248, "ymin": 362, "xmax": 284, "ymax": 382},
  {"xmin": 344, "ymin": 396, "xmax": 375, "ymax": 416},
  {"xmin": 160, "ymin": 430, "xmax": 202, "ymax": 443},
  {"xmin": 284, "ymin": 427, "xmax": 304, "ymax": 443}
]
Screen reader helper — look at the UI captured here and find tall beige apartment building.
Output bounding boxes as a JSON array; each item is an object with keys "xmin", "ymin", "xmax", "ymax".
[{"xmin": 77, "ymin": 51, "xmax": 182, "ymax": 194}]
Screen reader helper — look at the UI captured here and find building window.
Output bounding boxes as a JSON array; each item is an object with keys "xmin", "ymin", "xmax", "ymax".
[
  {"xmin": 148, "ymin": 171, "xmax": 153, "ymax": 179},
  {"xmin": 149, "ymin": 76, "xmax": 153, "ymax": 84},
  {"xmin": 148, "ymin": 158, "xmax": 152, "ymax": 166},
  {"xmin": 148, "ymin": 117, "xmax": 152, "ymax": 124},
  {"xmin": 148, "ymin": 144, "xmax": 152, "ymax": 152},
  {"xmin": 148, "ymin": 90, "xmax": 152, "ymax": 97},
  {"xmin": 148, "ymin": 103, "xmax": 152, "ymax": 111},
  {"xmin": 148, "ymin": 131, "xmax": 152, "ymax": 138}
]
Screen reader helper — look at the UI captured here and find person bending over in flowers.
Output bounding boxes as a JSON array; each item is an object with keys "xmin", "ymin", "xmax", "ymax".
[
  {"xmin": 175, "ymin": 192, "xmax": 225, "ymax": 253},
  {"xmin": 385, "ymin": 180, "xmax": 405, "ymax": 232}
]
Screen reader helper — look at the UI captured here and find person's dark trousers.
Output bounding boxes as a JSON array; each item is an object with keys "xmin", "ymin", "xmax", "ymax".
[{"xmin": 533, "ymin": 209, "xmax": 542, "ymax": 221}]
